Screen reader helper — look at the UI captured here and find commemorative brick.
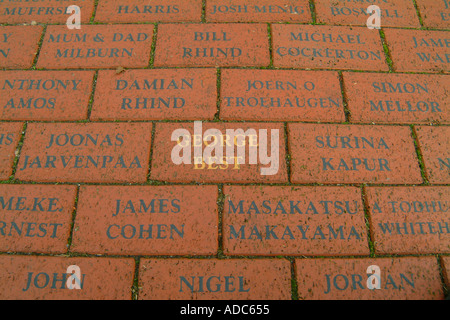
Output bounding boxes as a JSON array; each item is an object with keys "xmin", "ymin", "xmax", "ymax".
[
  {"xmin": 71, "ymin": 185, "xmax": 218, "ymax": 255},
  {"xmin": 343, "ymin": 72, "xmax": 450, "ymax": 124},
  {"xmin": 95, "ymin": 0, "xmax": 202, "ymax": 23},
  {"xmin": 91, "ymin": 69, "xmax": 217, "ymax": 121},
  {"xmin": 0, "ymin": 122, "xmax": 23, "ymax": 180},
  {"xmin": 416, "ymin": 0, "xmax": 450, "ymax": 29},
  {"xmin": 0, "ymin": 255, "xmax": 134, "ymax": 300},
  {"xmin": 150, "ymin": 122, "xmax": 288, "ymax": 183},
  {"xmin": 288, "ymin": 124, "xmax": 422, "ymax": 184},
  {"xmin": 0, "ymin": 0, "xmax": 95, "ymax": 24},
  {"xmin": 0, "ymin": 26, "xmax": 43, "ymax": 69},
  {"xmin": 383, "ymin": 29, "xmax": 450, "ymax": 72},
  {"xmin": 220, "ymin": 70, "xmax": 345, "ymax": 122},
  {"xmin": 314, "ymin": 0, "xmax": 420, "ymax": 27},
  {"xmin": 223, "ymin": 186, "xmax": 369, "ymax": 256},
  {"xmin": 0, "ymin": 184, "xmax": 77, "ymax": 254},
  {"xmin": 295, "ymin": 257, "xmax": 444, "ymax": 300},
  {"xmin": 37, "ymin": 25, "xmax": 154, "ymax": 69},
  {"xmin": 154, "ymin": 24, "xmax": 270, "ymax": 67},
  {"xmin": 366, "ymin": 186, "xmax": 450, "ymax": 255},
  {"xmin": 206, "ymin": 0, "xmax": 311, "ymax": 23},
  {"xmin": 0, "ymin": 71, "xmax": 94, "ymax": 121},
  {"xmin": 415, "ymin": 126, "xmax": 450, "ymax": 184},
  {"xmin": 139, "ymin": 259, "xmax": 291, "ymax": 300},
  {"xmin": 15, "ymin": 122, "xmax": 152, "ymax": 183},
  {"xmin": 272, "ymin": 25, "xmax": 388, "ymax": 71},
  {"xmin": 441, "ymin": 256, "xmax": 450, "ymax": 287}
]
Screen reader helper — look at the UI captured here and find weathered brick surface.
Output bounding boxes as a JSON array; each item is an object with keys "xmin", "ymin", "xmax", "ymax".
[
  {"xmin": 314, "ymin": 0, "xmax": 420, "ymax": 27},
  {"xmin": 95, "ymin": 0, "xmax": 202, "ymax": 23},
  {"xmin": 71, "ymin": 185, "xmax": 218, "ymax": 255},
  {"xmin": 220, "ymin": 70, "xmax": 345, "ymax": 122},
  {"xmin": 154, "ymin": 24, "xmax": 270, "ymax": 67},
  {"xmin": 288, "ymin": 123, "xmax": 422, "ymax": 184},
  {"xmin": 415, "ymin": 126, "xmax": 450, "ymax": 184},
  {"xmin": 384, "ymin": 29, "xmax": 450, "ymax": 73},
  {"xmin": 0, "ymin": 0, "xmax": 95, "ymax": 24},
  {"xmin": 150, "ymin": 122, "xmax": 288, "ymax": 183},
  {"xmin": 441, "ymin": 256, "xmax": 450, "ymax": 288},
  {"xmin": 0, "ymin": 122, "xmax": 23, "ymax": 180},
  {"xmin": 343, "ymin": 72, "xmax": 450, "ymax": 124},
  {"xmin": 91, "ymin": 69, "xmax": 217, "ymax": 121},
  {"xmin": 0, "ymin": 255, "xmax": 134, "ymax": 300},
  {"xmin": 0, "ymin": 26, "xmax": 43, "ymax": 69},
  {"xmin": 16, "ymin": 123, "xmax": 152, "ymax": 183},
  {"xmin": 295, "ymin": 257, "xmax": 444, "ymax": 300},
  {"xmin": 272, "ymin": 25, "xmax": 388, "ymax": 71},
  {"xmin": 416, "ymin": 0, "xmax": 450, "ymax": 29},
  {"xmin": 0, "ymin": 184, "xmax": 76, "ymax": 254},
  {"xmin": 37, "ymin": 25, "xmax": 154, "ymax": 69},
  {"xmin": 206, "ymin": 0, "xmax": 311, "ymax": 23},
  {"xmin": 223, "ymin": 186, "xmax": 369, "ymax": 256},
  {"xmin": 366, "ymin": 186, "xmax": 450, "ymax": 255},
  {"xmin": 0, "ymin": 71, "xmax": 94, "ymax": 121},
  {"xmin": 139, "ymin": 259, "xmax": 291, "ymax": 300}
]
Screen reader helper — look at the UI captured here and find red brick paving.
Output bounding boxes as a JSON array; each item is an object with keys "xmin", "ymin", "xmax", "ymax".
[
  {"xmin": 314, "ymin": 0, "xmax": 420, "ymax": 28},
  {"xmin": 366, "ymin": 186, "xmax": 450, "ymax": 255},
  {"xmin": 344, "ymin": 72, "xmax": 450, "ymax": 124},
  {"xmin": 206, "ymin": 0, "xmax": 311, "ymax": 23},
  {"xmin": 154, "ymin": 24, "xmax": 270, "ymax": 67},
  {"xmin": 288, "ymin": 123, "xmax": 422, "ymax": 184},
  {"xmin": 415, "ymin": 126, "xmax": 450, "ymax": 184},
  {"xmin": 416, "ymin": 0, "xmax": 450, "ymax": 29},
  {"xmin": 295, "ymin": 257, "xmax": 444, "ymax": 300},
  {"xmin": 0, "ymin": 255, "xmax": 134, "ymax": 300},
  {"xmin": 0, "ymin": 71, "xmax": 94, "ymax": 121},
  {"xmin": 71, "ymin": 185, "xmax": 218, "ymax": 255},
  {"xmin": 383, "ymin": 29, "xmax": 450, "ymax": 73},
  {"xmin": 138, "ymin": 259, "xmax": 291, "ymax": 300},
  {"xmin": 95, "ymin": 0, "xmax": 203, "ymax": 23},
  {"xmin": 0, "ymin": 0, "xmax": 448, "ymax": 301},
  {"xmin": 91, "ymin": 69, "xmax": 217, "ymax": 121},
  {"xmin": 272, "ymin": 25, "xmax": 389, "ymax": 71},
  {"xmin": 0, "ymin": 26, "xmax": 43, "ymax": 69}
]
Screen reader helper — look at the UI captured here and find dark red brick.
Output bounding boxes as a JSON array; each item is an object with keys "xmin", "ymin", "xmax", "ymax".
[
  {"xmin": 0, "ymin": 122, "xmax": 23, "ymax": 180},
  {"xmin": 272, "ymin": 25, "xmax": 388, "ymax": 71},
  {"xmin": 37, "ymin": 25, "xmax": 154, "ymax": 69},
  {"xmin": 441, "ymin": 256, "xmax": 450, "ymax": 288},
  {"xmin": 384, "ymin": 29, "xmax": 450, "ymax": 73},
  {"xmin": 16, "ymin": 123, "xmax": 152, "ymax": 183},
  {"xmin": 91, "ymin": 69, "xmax": 217, "ymax": 121},
  {"xmin": 223, "ymin": 186, "xmax": 369, "ymax": 256},
  {"xmin": 0, "ymin": 184, "xmax": 76, "ymax": 254},
  {"xmin": 314, "ymin": 0, "xmax": 420, "ymax": 27},
  {"xmin": 71, "ymin": 185, "xmax": 218, "ymax": 255},
  {"xmin": 150, "ymin": 122, "xmax": 288, "ymax": 183},
  {"xmin": 288, "ymin": 123, "xmax": 422, "ymax": 184},
  {"xmin": 416, "ymin": 0, "xmax": 450, "ymax": 29},
  {"xmin": 154, "ymin": 24, "xmax": 270, "ymax": 67},
  {"xmin": 139, "ymin": 259, "xmax": 291, "ymax": 300},
  {"xmin": 295, "ymin": 257, "xmax": 444, "ymax": 300},
  {"xmin": 95, "ymin": 0, "xmax": 202, "ymax": 23},
  {"xmin": 344, "ymin": 72, "xmax": 450, "ymax": 124},
  {"xmin": 0, "ymin": 26, "xmax": 43, "ymax": 69},
  {"xmin": 220, "ymin": 69, "xmax": 345, "ymax": 122},
  {"xmin": 415, "ymin": 126, "xmax": 450, "ymax": 184},
  {"xmin": 0, "ymin": 71, "xmax": 94, "ymax": 121},
  {"xmin": 366, "ymin": 186, "xmax": 450, "ymax": 255},
  {"xmin": 0, "ymin": 255, "xmax": 134, "ymax": 300},
  {"xmin": 206, "ymin": 0, "xmax": 311, "ymax": 23},
  {"xmin": 0, "ymin": 0, "xmax": 95, "ymax": 24}
]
